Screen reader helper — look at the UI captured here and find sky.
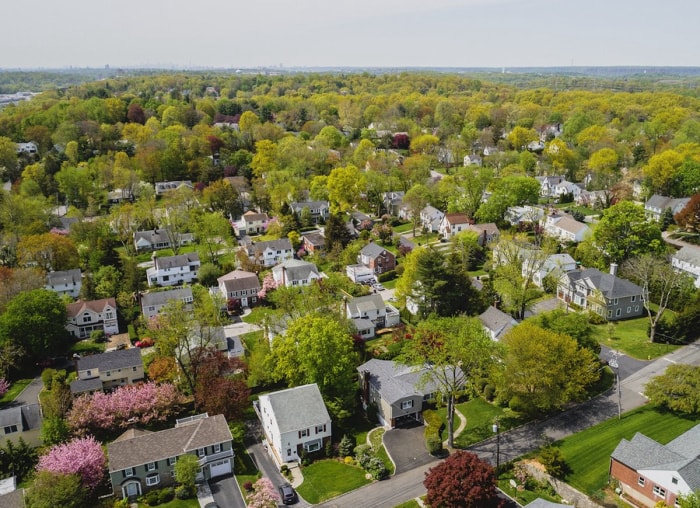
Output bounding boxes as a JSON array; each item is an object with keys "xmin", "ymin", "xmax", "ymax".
[{"xmin": 2, "ymin": 0, "xmax": 698, "ymax": 70}]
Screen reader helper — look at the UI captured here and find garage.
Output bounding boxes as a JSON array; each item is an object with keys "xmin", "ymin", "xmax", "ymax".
[{"xmin": 209, "ymin": 458, "xmax": 232, "ymax": 478}]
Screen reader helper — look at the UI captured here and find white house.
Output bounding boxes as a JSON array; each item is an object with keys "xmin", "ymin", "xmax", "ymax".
[
  {"xmin": 543, "ymin": 212, "xmax": 592, "ymax": 243},
  {"xmin": 140, "ymin": 287, "xmax": 194, "ymax": 320},
  {"xmin": 672, "ymin": 245, "xmax": 700, "ymax": 288},
  {"xmin": 236, "ymin": 211, "xmax": 269, "ymax": 236},
  {"xmin": 146, "ymin": 253, "xmax": 200, "ymax": 287},
  {"xmin": 346, "ymin": 264, "xmax": 376, "ymax": 284},
  {"xmin": 251, "ymin": 238, "xmax": 293, "ymax": 268},
  {"xmin": 289, "ymin": 201, "xmax": 330, "ymax": 224},
  {"xmin": 272, "ymin": 259, "xmax": 321, "ymax": 287},
  {"xmin": 45, "ymin": 268, "xmax": 82, "ymax": 299},
  {"xmin": 645, "ymin": 195, "xmax": 690, "ymax": 222},
  {"xmin": 505, "ymin": 205, "xmax": 545, "ymax": 226},
  {"xmin": 478, "ymin": 306, "xmax": 518, "ymax": 341},
  {"xmin": 438, "ymin": 213, "xmax": 470, "ymax": 239},
  {"xmin": 420, "ymin": 206, "xmax": 445, "ymax": 233},
  {"xmin": 346, "ymin": 294, "xmax": 400, "ymax": 333},
  {"xmin": 65, "ymin": 298, "xmax": 119, "ymax": 339},
  {"xmin": 536, "ymin": 176, "xmax": 566, "ymax": 198},
  {"xmin": 217, "ymin": 270, "xmax": 261, "ymax": 308},
  {"xmin": 464, "ymin": 223, "xmax": 500, "ymax": 246},
  {"xmin": 552, "ymin": 180, "xmax": 582, "ymax": 201},
  {"xmin": 256, "ymin": 384, "xmax": 332, "ymax": 465},
  {"xmin": 463, "ymin": 154, "xmax": 482, "ymax": 166},
  {"xmin": 529, "ymin": 253, "xmax": 577, "ymax": 288},
  {"xmin": 133, "ymin": 229, "xmax": 194, "ymax": 252}
]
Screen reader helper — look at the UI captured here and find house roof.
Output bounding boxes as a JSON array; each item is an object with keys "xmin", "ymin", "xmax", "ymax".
[
  {"xmin": 552, "ymin": 216, "xmax": 589, "ymax": 235},
  {"xmin": 141, "ymin": 287, "xmax": 193, "ymax": 307},
  {"xmin": 217, "ymin": 270, "xmax": 260, "ymax": 293},
  {"xmin": 242, "ymin": 211, "xmax": 269, "ymax": 222},
  {"xmin": 66, "ymin": 297, "xmax": 117, "ymax": 319},
  {"xmin": 525, "ymin": 500, "xmax": 570, "ymax": 508},
  {"xmin": 357, "ymin": 359, "xmax": 461, "ymax": 404},
  {"xmin": 272, "ymin": 259, "xmax": 319, "ymax": 281},
  {"xmin": 478, "ymin": 306, "xmax": 517, "ymax": 340},
  {"xmin": 347, "ymin": 294, "xmax": 386, "ymax": 315},
  {"xmin": 444, "ymin": 213, "xmax": 470, "ymax": 226},
  {"xmin": 153, "ymin": 252, "xmax": 199, "ymax": 270},
  {"xmin": 565, "ymin": 268, "xmax": 642, "ymax": 299},
  {"xmin": 259, "ymin": 384, "xmax": 330, "ymax": 434},
  {"xmin": 76, "ymin": 348, "xmax": 143, "ymax": 372},
  {"xmin": 46, "ymin": 268, "xmax": 81, "ymax": 286},
  {"xmin": 69, "ymin": 377, "xmax": 104, "ymax": 394},
  {"xmin": 466, "ymin": 223, "xmax": 499, "ymax": 235},
  {"xmin": 542, "ymin": 253, "xmax": 577, "ymax": 273},
  {"xmin": 674, "ymin": 245, "xmax": 700, "ymax": 266},
  {"xmin": 253, "ymin": 238, "xmax": 292, "ymax": 254},
  {"xmin": 0, "ymin": 404, "xmax": 42, "ymax": 432},
  {"xmin": 134, "ymin": 229, "xmax": 171, "ymax": 245},
  {"xmin": 360, "ymin": 242, "xmax": 393, "ymax": 259},
  {"xmin": 352, "ymin": 318, "xmax": 375, "ymax": 332},
  {"xmin": 107, "ymin": 414, "xmax": 232, "ymax": 472},
  {"xmin": 302, "ymin": 231, "xmax": 325, "ymax": 247},
  {"xmin": 289, "ymin": 201, "xmax": 329, "ymax": 212}
]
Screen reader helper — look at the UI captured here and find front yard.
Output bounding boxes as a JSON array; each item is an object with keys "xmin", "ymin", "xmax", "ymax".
[
  {"xmin": 0, "ymin": 378, "xmax": 33, "ymax": 404},
  {"xmin": 592, "ymin": 316, "xmax": 679, "ymax": 359},
  {"xmin": 296, "ymin": 460, "xmax": 371, "ymax": 504}
]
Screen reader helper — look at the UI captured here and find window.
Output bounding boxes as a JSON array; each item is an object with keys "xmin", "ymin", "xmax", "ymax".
[
  {"xmin": 299, "ymin": 429, "xmax": 309, "ymax": 438},
  {"xmin": 197, "ymin": 448, "xmax": 206, "ymax": 457},
  {"xmin": 627, "ymin": 307, "xmax": 631, "ymax": 313},
  {"xmin": 146, "ymin": 474, "xmax": 160, "ymax": 486},
  {"xmin": 631, "ymin": 295, "xmax": 636, "ymax": 302},
  {"xmin": 653, "ymin": 485, "xmax": 666, "ymax": 497},
  {"xmin": 168, "ymin": 457, "xmax": 176, "ymax": 466},
  {"xmin": 124, "ymin": 467, "xmax": 134, "ymax": 478},
  {"xmin": 315, "ymin": 424, "xmax": 326, "ymax": 434},
  {"xmin": 607, "ymin": 310, "xmax": 612, "ymax": 318},
  {"xmin": 147, "ymin": 462, "xmax": 156, "ymax": 472},
  {"xmin": 672, "ymin": 477, "xmax": 678, "ymax": 485},
  {"xmin": 305, "ymin": 441, "xmax": 321, "ymax": 452},
  {"xmin": 86, "ymin": 370, "xmax": 92, "ymax": 377},
  {"xmin": 401, "ymin": 400, "xmax": 414, "ymax": 410},
  {"xmin": 613, "ymin": 298, "xmax": 619, "ymax": 305},
  {"xmin": 638, "ymin": 477, "xmax": 645, "ymax": 487},
  {"xmin": 133, "ymin": 367, "xmax": 137, "ymax": 372},
  {"xmin": 616, "ymin": 309, "xmax": 622, "ymax": 317},
  {"xmin": 106, "ymin": 371, "xmax": 111, "ymax": 377},
  {"xmin": 3, "ymin": 425, "xmax": 18, "ymax": 434},
  {"xmin": 213, "ymin": 443, "xmax": 221, "ymax": 453},
  {"xmin": 635, "ymin": 306, "xmax": 639, "ymax": 312},
  {"xmin": 105, "ymin": 312, "xmax": 114, "ymax": 320}
]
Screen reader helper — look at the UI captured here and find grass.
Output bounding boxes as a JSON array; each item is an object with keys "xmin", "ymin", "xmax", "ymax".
[
  {"xmin": 393, "ymin": 500, "xmax": 421, "ymax": 508},
  {"xmin": 592, "ymin": 316, "xmax": 679, "ymax": 359},
  {"xmin": 70, "ymin": 339, "xmax": 106, "ymax": 355},
  {"xmin": 393, "ymin": 223, "xmax": 414, "ymax": 234},
  {"xmin": 497, "ymin": 475, "xmax": 561, "ymax": 506},
  {"xmin": 368, "ymin": 427, "xmax": 395, "ymax": 475},
  {"xmin": 233, "ymin": 443, "xmax": 260, "ymax": 499},
  {"xmin": 554, "ymin": 405, "xmax": 699, "ymax": 495},
  {"xmin": 0, "ymin": 378, "xmax": 33, "ymax": 404},
  {"xmin": 242, "ymin": 306, "xmax": 275, "ymax": 324},
  {"xmin": 137, "ymin": 498, "xmax": 200, "ymax": 508},
  {"xmin": 296, "ymin": 459, "xmax": 371, "ymax": 504}
]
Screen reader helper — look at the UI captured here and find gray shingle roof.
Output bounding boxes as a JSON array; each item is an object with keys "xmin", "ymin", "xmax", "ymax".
[
  {"xmin": 154, "ymin": 252, "xmax": 199, "ymax": 270},
  {"xmin": 272, "ymin": 259, "xmax": 319, "ymax": 281},
  {"xmin": 566, "ymin": 268, "xmax": 642, "ymax": 299},
  {"xmin": 76, "ymin": 348, "xmax": 143, "ymax": 372},
  {"xmin": 674, "ymin": 245, "xmax": 700, "ymax": 266},
  {"xmin": 253, "ymin": 238, "xmax": 292, "ymax": 254},
  {"xmin": 0, "ymin": 404, "xmax": 42, "ymax": 431},
  {"xmin": 46, "ymin": 268, "xmax": 81, "ymax": 286},
  {"xmin": 141, "ymin": 287, "xmax": 193, "ymax": 307},
  {"xmin": 360, "ymin": 242, "xmax": 393, "ymax": 259},
  {"xmin": 259, "ymin": 384, "xmax": 330, "ymax": 434},
  {"xmin": 69, "ymin": 377, "xmax": 104, "ymax": 394},
  {"xmin": 526, "ymin": 500, "xmax": 570, "ymax": 508},
  {"xmin": 217, "ymin": 270, "xmax": 260, "ymax": 292},
  {"xmin": 107, "ymin": 414, "xmax": 232, "ymax": 472},
  {"xmin": 478, "ymin": 306, "xmax": 517, "ymax": 339},
  {"xmin": 347, "ymin": 294, "xmax": 385, "ymax": 315},
  {"xmin": 290, "ymin": 201, "xmax": 329, "ymax": 212}
]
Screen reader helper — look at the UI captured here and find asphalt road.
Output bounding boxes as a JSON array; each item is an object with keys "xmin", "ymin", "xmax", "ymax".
[{"xmin": 209, "ymin": 474, "xmax": 246, "ymax": 508}]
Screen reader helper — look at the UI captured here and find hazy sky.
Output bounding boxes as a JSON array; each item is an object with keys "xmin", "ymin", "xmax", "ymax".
[{"xmin": 2, "ymin": 0, "xmax": 697, "ymax": 69}]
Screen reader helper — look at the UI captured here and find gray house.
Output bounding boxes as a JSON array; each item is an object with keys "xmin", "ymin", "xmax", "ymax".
[
  {"xmin": 107, "ymin": 413, "xmax": 233, "ymax": 500},
  {"xmin": 70, "ymin": 348, "xmax": 145, "ymax": 395},
  {"xmin": 644, "ymin": 194, "xmax": 690, "ymax": 222},
  {"xmin": 0, "ymin": 404, "xmax": 42, "ymax": 446},
  {"xmin": 289, "ymin": 200, "xmax": 330, "ymax": 224},
  {"xmin": 557, "ymin": 264, "xmax": 643, "ymax": 321},
  {"xmin": 141, "ymin": 287, "xmax": 194, "ymax": 320}
]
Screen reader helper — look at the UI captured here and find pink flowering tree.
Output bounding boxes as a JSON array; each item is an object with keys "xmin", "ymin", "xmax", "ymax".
[
  {"xmin": 0, "ymin": 378, "xmax": 9, "ymax": 398},
  {"xmin": 37, "ymin": 435, "xmax": 105, "ymax": 490},
  {"xmin": 246, "ymin": 478, "xmax": 279, "ymax": 508},
  {"xmin": 257, "ymin": 273, "xmax": 277, "ymax": 300},
  {"xmin": 67, "ymin": 382, "xmax": 183, "ymax": 436}
]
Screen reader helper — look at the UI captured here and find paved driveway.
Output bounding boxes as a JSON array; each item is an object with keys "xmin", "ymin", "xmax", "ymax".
[
  {"xmin": 383, "ymin": 422, "xmax": 438, "ymax": 475},
  {"xmin": 208, "ymin": 474, "xmax": 246, "ymax": 508}
]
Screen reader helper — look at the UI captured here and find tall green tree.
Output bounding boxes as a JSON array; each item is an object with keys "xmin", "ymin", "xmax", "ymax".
[
  {"xmin": 645, "ymin": 364, "xmax": 700, "ymax": 415},
  {"xmin": 25, "ymin": 471, "xmax": 88, "ymax": 508},
  {"xmin": 593, "ymin": 201, "xmax": 664, "ymax": 264}
]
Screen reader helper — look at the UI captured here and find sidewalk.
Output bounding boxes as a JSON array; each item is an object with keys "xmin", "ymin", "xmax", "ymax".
[{"xmin": 196, "ymin": 482, "xmax": 216, "ymax": 507}]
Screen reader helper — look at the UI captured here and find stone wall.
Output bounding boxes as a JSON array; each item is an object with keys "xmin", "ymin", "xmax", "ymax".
[{"xmin": 522, "ymin": 462, "xmax": 604, "ymax": 508}]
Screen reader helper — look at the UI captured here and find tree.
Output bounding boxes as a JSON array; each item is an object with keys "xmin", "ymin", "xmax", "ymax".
[
  {"xmin": 675, "ymin": 193, "xmax": 700, "ymax": 242},
  {"xmin": 424, "ymin": 451, "xmax": 503, "ymax": 508},
  {"xmin": 507, "ymin": 126, "xmax": 538, "ymax": 151},
  {"xmin": 401, "ymin": 317, "xmax": 498, "ymax": 448},
  {"xmin": 622, "ymin": 254, "xmax": 694, "ymax": 343},
  {"xmin": 0, "ymin": 289, "xmax": 69, "ymax": 366},
  {"xmin": 0, "ymin": 136, "xmax": 19, "ymax": 181},
  {"xmin": 450, "ymin": 231, "xmax": 484, "ymax": 272},
  {"xmin": 193, "ymin": 350, "xmax": 250, "ymax": 420},
  {"xmin": 499, "ymin": 322, "xmax": 600, "ymax": 413},
  {"xmin": 645, "ymin": 364, "xmax": 700, "ymax": 415},
  {"xmin": 677, "ymin": 491, "xmax": 700, "ymax": 508},
  {"xmin": 174, "ymin": 454, "xmax": 200, "ymax": 496},
  {"xmin": 37, "ymin": 436, "xmax": 105, "ymax": 491},
  {"xmin": 593, "ymin": 201, "xmax": 664, "ymax": 264},
  {"xmin": 16, "ymin": 233, "xmax": 80, "ymax": 271},
  {"xmin": 529, "ymin": 309, "xmax": 599, "ymax": 354},
  {"xmin": 324, "ymin": 212, "xmax": 353, "ymax": 251},
  {"xmin": 403, "ymin": 184, "xmax": 432, "ymax": 236},
  {"xmin": 246, "ymin": 477, "xmax": 280, "ymax": 508},
  {"xmin": 25, "ymin": 471, "xmax": 88, "ymax": 508},
  {"xmin": 270, "ymin": 314, "xmax": 357, "ymax": 420},
  {"xmin": 327, "ymin": 165, "xmax": 365, "ymax": 213}
]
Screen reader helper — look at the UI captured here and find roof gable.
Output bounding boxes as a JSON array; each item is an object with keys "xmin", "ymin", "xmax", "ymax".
[{"xmin": 260, "ymin": 384, "xmax": 330, "ymax": 434}]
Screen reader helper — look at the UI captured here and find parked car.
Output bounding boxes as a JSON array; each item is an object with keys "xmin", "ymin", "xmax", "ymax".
[
  {"xmin": 278, "ymin": 483, "xmax": 298, "ymax": 505},
  {"xmin": 374, "ymin": 283, "xmax": 385, "ymax": 291}
]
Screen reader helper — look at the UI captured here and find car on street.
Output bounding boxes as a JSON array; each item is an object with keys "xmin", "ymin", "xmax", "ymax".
[{"xmin": 278, "ymin": 483, "xmax": 298, "ymax": 505}]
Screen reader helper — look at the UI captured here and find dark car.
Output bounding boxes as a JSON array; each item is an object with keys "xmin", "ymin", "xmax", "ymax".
[{"xmin": 278, "ymin": 483, "xmax": 298, "ymax": 505}]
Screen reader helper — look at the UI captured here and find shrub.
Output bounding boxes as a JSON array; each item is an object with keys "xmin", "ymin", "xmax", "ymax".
[
  {"xmin": 243, "ymin": 480, "xmax": 253, "ymax": 492},
  {"xmin": 366, "ymin": 456, "xmax": 388, "ymax": 480},
  {"xmin": 377, "ymin": 270, "xmax": 396, "ymax": 283},
  {"xmin": 343, "ymin": 456, "xmax": 354, "ymax": 465},
  {"xmin": 426, "ymin": 435, "xmax": 443, "ymax": 455},
  {"xmin": 280, "ymin": 464, "xmax": 289, "ymax": 474},
  {"xmin": 324, "ymin": 439, "xmax": 333, "ymax": 458},
  {"xmin": 483, "ymin": 384, "xmax": 496, "ymax": 401},
  {"xmin": 539, "ymin": 446, "xmax": 569, "ymax": 478},
  {"xmin": 143, "ymin": 490, "xmax": 160, "ymax": 506},
  {"xmin": 354, "ymin": 444, "xmax": 372, "ymax": 469},
  {"xmin": 338, "ymin": 434, "xmax": 354, "ymax": 457},
  {"xmin": 158, "ymin": 487, "xmax": 174, "ymax": 504},
  {"xmin": 423, "ymin": 410, "xmax": 444, "ymax": 455},
  {"xmin": 41, "ymin": 369, "xmax": 56, "ymax": 390},
  {"xmin": 586, "ymin": 311, "xmax": 607, "ymax": 325},
  {"xmin": 174, "ymin": 484, "xmax": 193, "ymax": 500},
  {"xmin": 508, "ymin": 396, "xmax": 526, "ymax": 413}
]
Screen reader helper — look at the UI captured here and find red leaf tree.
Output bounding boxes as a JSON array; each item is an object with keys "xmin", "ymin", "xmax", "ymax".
[
  {"xmin": 193, "ymin": 350, "xmax": 250, "ymax": 421},
  {"xmin": 37, "ymin": 436, "xmax": 105, "ymax": 491},
  {"xmin": 424, "ymin": 451, "xmax": 504, "ymax": 508}
]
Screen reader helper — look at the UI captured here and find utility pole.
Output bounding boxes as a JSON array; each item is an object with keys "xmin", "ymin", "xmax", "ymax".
[
  {"xmin": 609, "ymin": 351, "xmax": 622, "ymax": 420},
  {"xmin": 492, "ymin": 419, "xmax": 500, "ymax": 475}
]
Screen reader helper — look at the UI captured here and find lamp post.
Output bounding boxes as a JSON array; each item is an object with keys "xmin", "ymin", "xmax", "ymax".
[
  {"xmin": 609, "ymin": 351, "xmax": 621, "ymax": 420},
  {"xmin": 492, "ymin": 420, "xmax": 500, "ymax": 476}
]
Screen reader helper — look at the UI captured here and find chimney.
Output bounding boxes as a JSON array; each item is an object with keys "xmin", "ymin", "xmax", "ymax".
[{"xmin": 610, "ymin": 263, "xmax": 618, "ymax": 276}]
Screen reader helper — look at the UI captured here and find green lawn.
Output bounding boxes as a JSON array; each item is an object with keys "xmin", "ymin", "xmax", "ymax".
[
  {"xmin": 0, "ymin": 378, "xmax": 33, "ymax": 404},
  {"xmin": 498, "ymin": 475, "xmax": 561, "ymax": 506},
  {"xmin": 242, "ymin": 306, "xmax": 275, "ymax": 324},
  {"xmin": 233, "ymin": 443, "xmax": 261, "ymax": 500},
  {"xmin": 368, "ymin": 427, "xmax": 395, "ymax": 475},
  {"xmin": 133, "ymin": 498, "xmax": 200, "ymax": 508},
  {"xmin": 393, "ymin": 500, "xmax": 421, "ymax": 508},
  {"xmin": 70, "ymin": 339, "xmax": 106, "ymax": 355},
  {"xmin": 393, "ymin": 223, "xmax": 414, "ymax": 234},
  {"xmin": 555, "ymin": 406, "xmax": 699, "ymax": 495},
  {"xmin": 592, "ymin": 317, "xmax": 678, "ymax": 359},
  {"xmin": 296, "ymin": 460, "xmax": 371, "ymax": 504}
]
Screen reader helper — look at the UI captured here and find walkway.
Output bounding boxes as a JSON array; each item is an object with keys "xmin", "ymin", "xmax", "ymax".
[{"xmin": 443, "ymin": 407, "xmax": 467, "ymax": 448}]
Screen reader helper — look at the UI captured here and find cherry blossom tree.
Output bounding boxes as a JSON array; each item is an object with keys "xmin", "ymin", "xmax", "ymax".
[
  {"xmin": 246, "ymin": 478, "xmax": 279, "ymax": 508},
  {"xmin": 37, "ymin": 436, "xmax": 105, "ymax": 491},
  {"xmin": 0, "ymin": 378, "xmax": 9, "ymax": 397},
  {"xmin": 257, "ymin": 273, "xmax": 277, "ymax": 300}
]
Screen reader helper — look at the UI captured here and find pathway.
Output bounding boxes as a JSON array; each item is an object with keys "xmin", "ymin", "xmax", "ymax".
[{"xmin": 443, "ymin": 407, "xmax": 467, "ymax": 448}]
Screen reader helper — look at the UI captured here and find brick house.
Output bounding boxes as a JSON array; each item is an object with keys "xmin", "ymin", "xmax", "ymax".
[{"xmin": 358, "ymin": 242, "xmax": 396, "ymax": 275}]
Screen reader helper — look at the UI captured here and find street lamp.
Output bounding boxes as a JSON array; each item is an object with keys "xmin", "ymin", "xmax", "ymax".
[
  {"xmin": 492, "ymin": 420, "xmax": 500, "ymax": 475},
  {"xmin": 609, "ymin": 351, "xmax": 622, "ymax": 420}
]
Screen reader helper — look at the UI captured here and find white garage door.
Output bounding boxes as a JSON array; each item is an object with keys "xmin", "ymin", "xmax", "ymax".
[{"xmin": 209, "ymin": 458, "xmax": 232, "ymax": 478}]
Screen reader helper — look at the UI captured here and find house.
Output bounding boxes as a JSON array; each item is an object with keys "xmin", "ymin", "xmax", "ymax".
[
  {"xmin": 536, "ymin": 176, "xmax": 566, "ymax": 198},
  {"xmin": 346, "ymin": 264, "xmax": 376, "ymax": 284},
  {"xmin": 66, "ymin": 298, "xmax": 119, "ymax": 339},
  {"xmin": 610, "ymin": 423, "xmax": 700, "ymax": 507},
  {"xmin": 251, "ymin": 238, "xmax": 293, "ymax": 268},
  {"xmin": 525, "ymin": 500, "xmax": 570, "ymax": 508},
  {"xmin": 272, "ymin": 259, "xmax": 322, "ymax": 287},
  {"xmin": 576, "ymin": 189, "xmax": 609, "ymax": 208},
  {"xmin": 70, "ymin": 348, "xmax": 144, "ymax": 395},
  {"xmin": 357, "ymin": 359, "xmax": 462, "ymax": 428},
  {"xmin": 645, "ymin": 194, "xmax": 690, "ymax": 222},
  {"xmin": 351, "ymin": 318, "xmax": 376, "ymax": 340},
  {"xmin": 382, "ymin": 191, "xmax": 405, "ymax": 216},
  {"xmin": 463, "ymin": 154, "xmax": 482, "ymax": 166},
  {"xmin": 133, "ymin": 229, "xmax": 194, "ymax": 252},
  {"xmin": 154, "ymin": 180, "xmax": 193, "ymax": 196},
  {"xmin": 478, "ymin": 306, "xmax": 518, "ymax": 341},
  {"xmin": 672, "ymin": 245, "xmax": 700, "ymax": 288},
  {"xmin": 146, "ymin": 252, "xmax": 200, "ymax": 287},
  {"xmin": 289, "ymin": 201, "xmax": 330, "ymax": 224},
  {"xmin": 530, "ymin": 253, "xmax": 577, "ymax": 288},
  {"xmin": 346, "ymin": 294, "xmax": 400, "ymax": 333},
  {"xmin": 437, "ymin": 148, "xmax": 455, "ymax": 166},
  {"xmin": 551, "ymin": 180, "xmax": 582, "ymax": 201},
  {"xmin": 256, "ymin": 384, "xmax": 331, "ymax": 465},
  {"xmin": 222, "ymin": 176, "xmax": 251, "ymax": 210},
  {"xmin": 0, "ymin": 477, "xmax": 25, "ymax": 508},
  {"xmin": 16, "ymin": 141, "xmax": 38, "ymax": 154},
  {"xmin": 216, "ymin": 270, "xmax": 260, "ymax": 308},
  {"xmin": 107, "ymin": 188, "xmax": 135, "ymax": 205},
  {"xmin": 141, "ymin": 287, "xmax": 194, "ymax": 320},
  {"xmin": 465, "ymin": 223, "xmax": 500, "ymax": 246},
  {"xmin": 438, "ymin": 213, "xmax": 471, "ymax": 239},
  {"xmin": 236, "ymin": 210, "xmax": 269, "ymax": 236},
  {"xmin": 301, "ymin": 231, "xmax": 325, "ymax": 255},
  {"xmin": 107, "ymin": 413, "xmax": 233, "ymax": 500},
  {"xmin": 45, "ymin": 268, "xmax": 82, "ymax": 298},
  {"xmin": 543, "ymin": 212, "xmax": 591, "ymax": 243},
  {"xmin": 358, "ymin": 242, "xmax": 396, "ymax": 275},
  {"xmin": 420, "ymin": 206, "xmax": 445, "ymax": 233},
  {"xmin": 0, "ymin": 404, "xmax": 42, "ymax": 446},
  {"xmin": 505, "ymin": 205, "xmax": 545, "ymax": 226},
  {"xmin": 557, "ymin": 264, "xmax": 644, "ymax": 321}
]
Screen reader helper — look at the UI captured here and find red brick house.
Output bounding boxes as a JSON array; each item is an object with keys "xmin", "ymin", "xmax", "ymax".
[
  {"xmin": 358, "ymin": 242, "xmax": 396, "ymax": 275},
  {"xmin": 610, "ymin": 424, "xmax": 700, "ymax": 507}
]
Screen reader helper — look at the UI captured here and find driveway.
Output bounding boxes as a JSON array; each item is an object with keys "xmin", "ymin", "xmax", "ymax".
[
  {"xmin": 383, "ymin": 422, "xmax": 438, "ymax": 475},
  {"xmin": 208, "ymin": 474, "xmax": 246, "ymax": 508}
]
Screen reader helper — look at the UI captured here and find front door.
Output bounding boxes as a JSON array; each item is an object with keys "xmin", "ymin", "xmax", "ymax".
[{"xmin": 123, "ymin": 481, "xmax": 141, "ymax": 499}]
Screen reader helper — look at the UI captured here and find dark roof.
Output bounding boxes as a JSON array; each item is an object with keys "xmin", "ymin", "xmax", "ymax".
[
  {"xmin": 141, "ymin": 287, "xmax": 193, "ymax": 307},
  {"xmin": 526, "ymin": 500, "xmax": 570, "ymax": 508},
  {"xmin": 46, "ymin": 268, "xmax": 81, "ymax": 286},
  {"xmin": 566, "ymin": 268, "xmax": 642, "ymax": 299},
  {"xmin": 0, "ymin": 404, "xmax": 42, "ymax": 432},
  {"xmin": 478, "ymin": 306, "xmax": 517, "ymax": 339},
  {"xmin": 76, "ymin": 348, "xmax": 143, "ymax": 372},
  {"xmin": 302, "ymin": 231, "xmax": 325, "ymax": 246},
  {"xmin": 107, "ymin": 414, "xmax": 232, "ymax": 472},
  {"xmin": 253, "ymin": 238, "xmax": 292, "ymax": 253},
  {"xmin": 360, "ymin": 242, "xmax": 393, "ymax": 259},
  {"xmin": 153, "ymin": 252, "xmax": 199, "ymax": 270},
  {"xmin": 217, "ymin": 270, "xmax": 260, "ymax": 292},
  {"xmin": 69, "ymin": 377, "xmax": 104, "ymax": 394}
]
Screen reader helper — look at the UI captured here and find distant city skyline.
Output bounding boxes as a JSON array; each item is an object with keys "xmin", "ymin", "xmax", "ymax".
[{"xmin": 2, "ymin": 0, "xmax": 697, "ymax": 70}]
